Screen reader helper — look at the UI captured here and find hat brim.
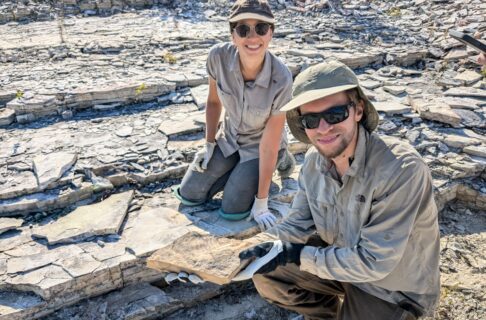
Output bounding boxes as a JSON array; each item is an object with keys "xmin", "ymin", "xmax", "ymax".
[
  {"xmin": 286, "ymin": 85, "xmax": 379, "ymax": 144},
  {"xmin": 281, "ymin": 84, "xmax": 357, "ymax": 112},
  {"xmin": 228, "ymin": 13, "xmax": 275, "ymax": 24}
]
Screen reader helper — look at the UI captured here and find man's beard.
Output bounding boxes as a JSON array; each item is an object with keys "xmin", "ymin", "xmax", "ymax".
[{"xmin": 313, "ymin": 125, "xmax": 357, "ymax": 159}]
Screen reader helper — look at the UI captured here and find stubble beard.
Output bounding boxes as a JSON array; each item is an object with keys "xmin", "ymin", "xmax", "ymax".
[{"xmin": 313, "ymin": 125, "xmax": 357, "ymax": 160}]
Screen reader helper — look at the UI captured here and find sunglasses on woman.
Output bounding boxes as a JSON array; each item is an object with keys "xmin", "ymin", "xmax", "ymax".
[
  {"xmin": 233, "ymin": 23, "xmax": 273, "ymax": 38},
  {"xmin": 299, "ymin": 103, "xmax": 355, "ymax": 129}
]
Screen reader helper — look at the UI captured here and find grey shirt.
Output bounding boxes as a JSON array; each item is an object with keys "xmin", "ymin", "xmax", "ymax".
[
  {"xmin": 268, "ymin": 126, "xmax": 441, "ymax": 316},
  {"xmin": 206, "ymin": 42, "xmax": 293, "ymax": 162}
]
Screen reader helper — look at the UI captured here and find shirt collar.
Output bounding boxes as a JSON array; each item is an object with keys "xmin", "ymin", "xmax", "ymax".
[
  {"xmin": 345, "ymin": 125, "xmax": 368, "ymax": 178},
  {"xmin": 254, "ymin": 52, "xmax": 272, "ymax": 88},
  {"xmin": 229, "ymin": 50, "xmax": 272, "ymax": 89},
  {"xmin": 229, "ymin": 48, "xmax": 240, "ymax": 73}
]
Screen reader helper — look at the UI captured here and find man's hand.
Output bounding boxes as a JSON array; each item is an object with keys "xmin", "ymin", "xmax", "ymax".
[
  {"xmin": 250, "ymin": 196, "xmax": 277, "ymax": 231},
  {"xmin": 239, "ymin": 241, "xmax": 304, "ymax": 274},
  {"xmin": 477, "ymin": 53, "xmax": 486, "ymax": 66},
  {"xmin": 193, "ymin": 141, "xmax": 216, "ymax": 172}
]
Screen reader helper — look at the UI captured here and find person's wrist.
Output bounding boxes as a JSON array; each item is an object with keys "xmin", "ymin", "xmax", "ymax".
[
  {"xmin": 287, "ymin": 243, "xmax": 305, "ymax": 265},
  {"xmin": 253, "ymin": 196, "xmax": 268, "ymax": 212}
]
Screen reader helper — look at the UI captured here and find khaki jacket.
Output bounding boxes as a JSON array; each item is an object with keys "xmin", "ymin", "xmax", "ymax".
[{"xmin": 269, "ymin": 126, "xmax": 440, "ymax": 315}]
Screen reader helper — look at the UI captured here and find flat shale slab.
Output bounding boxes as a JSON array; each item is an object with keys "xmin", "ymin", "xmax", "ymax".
[{"xmin": 147, "ymin": 232, "xmax": 262, "ymax": 285}]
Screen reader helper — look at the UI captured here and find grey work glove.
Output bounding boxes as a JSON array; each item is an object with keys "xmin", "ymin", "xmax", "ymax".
[
  {"xmin": 249, "ymin": 196, "xmax": 277, "ymax": 231},
  {"xmin": 193, "ymin": 141, "xmax": 216, "ymax": 172},
  {"xmin": 238, "ymin": 241, "xmax": 304, "ymax": 274}
]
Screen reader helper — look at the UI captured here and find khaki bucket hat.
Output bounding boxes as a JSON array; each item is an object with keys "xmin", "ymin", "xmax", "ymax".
[
  {"xmin": 282, "ymin": 61, "xmax": 379, "ymax": 144},
  {"xmin": 228, "ymin": 0, "xmax": 275, "ymax": 24}
]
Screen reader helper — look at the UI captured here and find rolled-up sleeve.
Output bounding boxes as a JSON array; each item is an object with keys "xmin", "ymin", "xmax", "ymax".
[
  {"xmin": 300, "ymin": 159, "xmax": 432, "ymax": 282},
  {"xmin": 206, "ymin": 46, "xmax": 218, "ymax": 80},
  {"xmin": 267, "ymin": 169, "xmax": 316, "ymax": 243}
]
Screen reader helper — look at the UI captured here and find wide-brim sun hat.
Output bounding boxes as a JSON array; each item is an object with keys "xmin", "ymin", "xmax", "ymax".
[
  {"xmin": 228, "ymin": 0, "xmax": 275, "ymax": 24},
  {"xmin": 282, "ymin": 60, "xmax": 379, "ymax": 144}
]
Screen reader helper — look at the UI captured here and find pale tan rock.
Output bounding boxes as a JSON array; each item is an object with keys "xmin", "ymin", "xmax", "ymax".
[
  {"xmin": 331, "ymin": 52, "xmax": 383, "ymax": 69},
  {"xmin": 78, "ymin": 241, "xmax": 127, "ymax": 262},
  {"xmin": 0, "ymin": 229, "xmax": 34, "ymax": 253},
  {"xmin": 190, "ymin": 84, "xmax": 209, "ymax": 109},
  {"xmin": 6, "ymin": 264, "xmax": 73, "ymax": 300},
  {"xmin": 7, "ymin": 245, "xmax": 84, "ymax": 274},
  {"xmin": 373, "ymin": 101, "xmax": 411, "ymax": 115},
  {"xmin": 0, "ymin": 90, "xmax": 17, "ymax": 104},
  {"xmin": 57, "ymin": 253, "xmax": 103, "ymax": 278},
  {"xmin": 4, "ymin": 241, "xmax": 48, "ymax": 257},
  {"xmin": 33, "ymin": 152, "xmax": 77, "ymax": 190},
  {"xmin": 463, "ymin": 145, "xmax": 486, "ymax": 158},
  {"xmin": 438, "ymin": 97, "xmax": 479, "ymax": 110},
  {"xmin": 394, "ymin": 50, "xmax": 428, "ymax": 66},
  {"xmin": 444, "ymin": 48, "xmax": 469, "ymax": 61},
  {"xmin": 147, "ymin": 231, "xmax": 265, "ymax": 285},
  {"xmin": 443, "ymin": 134, "xmax": 482, "ymax": 149},
  {"xmin": 383, "ymin": 86, "xmax": 406, "ymax": 96},
  {"xmin": 447, "ymin": 157, "xmax": 484, "ymax": 179},
  {"xmin": 0, "ymin": 171, "xmax": 38, "ymax": 200},
  {"xmin": 444, "ymin": 87, "xmax": 486, "ymax": 99},
  {"xmin": 123, "ymin": 207, "xmax": 194, "ymax": 257},
  {"xmin": 454, "ymin": 70, "xmax": 483, "ymax": 85},
  {"xmin": 408, "ymin": 96, "xmax": 462, "ymax": 127},
  {"xmin": 0, "ymin": 256, "xmax": 6, "ymax": 276},
  {"xmin": 168, "ymin": 139, "xmax": 205, "ymax": 153},
  {"xmin": 32, "ymin": 191, "xmax": 134, "ymax": 244},
  {"xmin": 0, "ymin": 218, "xmax": 23, "ymax": 235},
  {"xmin": 0, "ymin": 182, "xmax": 94, "ymax": 217},
  {"xmin": 6, "ymin": 95, "xmax": 57, "ymax": 116},
  {"xmin": 360, "ymin": 80, "xmax": 381, "ymax": 90},
  {"xmin": 159, "ymin": 118, "xmax": 203, "ymax": 136},
  {"xmin": 287, "ymin": 49, "xmax": 325, "ymax": 59},
  {"xmin": 0, "ymin": 108, "xmax": 15, "ymax": 127}
]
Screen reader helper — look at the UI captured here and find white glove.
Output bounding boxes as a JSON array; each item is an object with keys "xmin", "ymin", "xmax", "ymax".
[
  {"xmin": 249, "ymin": 196, "xmax": 277, "ymax": 231},
  {"xmin": 193, "ymin": 141, "xmax": 216, "ymax": 172}
]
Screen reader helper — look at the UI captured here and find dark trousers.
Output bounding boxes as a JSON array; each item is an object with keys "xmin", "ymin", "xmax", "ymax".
[
  {"xmin": 179, "ymin": 146, "xmax": 259, "ymax": 214},
  {"xmin": 253, "ymin": 264, "xmax": 417, "ymax": 320}
]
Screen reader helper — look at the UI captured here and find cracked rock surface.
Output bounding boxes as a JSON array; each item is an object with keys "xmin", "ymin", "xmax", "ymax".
[{"xmin": 0, "ymin": 1, "xmax": 485, "ymax": 320}]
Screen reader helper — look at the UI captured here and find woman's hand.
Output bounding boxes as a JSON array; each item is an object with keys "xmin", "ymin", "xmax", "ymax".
[
  {"xmin": 193, "ymin": 141, "xmax": 216, "ymax": 172},
  {"xmin": 250, "ymin": 196, "xmax": 277, "ymax": 231}
]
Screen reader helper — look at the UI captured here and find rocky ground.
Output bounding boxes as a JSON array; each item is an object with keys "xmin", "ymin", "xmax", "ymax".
[{"xmin": 0, "ymin": 0, "xmax": 485, "ymax": 319}]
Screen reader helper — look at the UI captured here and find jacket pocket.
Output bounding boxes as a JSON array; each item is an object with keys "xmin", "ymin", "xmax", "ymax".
[{"xmin": 308, "ymin": 196, "xmax": 338, "ymax": 245}]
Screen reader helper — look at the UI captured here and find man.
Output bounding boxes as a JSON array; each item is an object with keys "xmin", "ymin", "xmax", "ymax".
[{"xmin": 239, "ymin": 61, "xmax": 440, "ymax": 320}]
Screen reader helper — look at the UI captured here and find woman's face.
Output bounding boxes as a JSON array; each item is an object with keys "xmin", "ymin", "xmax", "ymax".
[{"xmin": 231, "ymin": 19, "xmax": 273, "ymax": 63}]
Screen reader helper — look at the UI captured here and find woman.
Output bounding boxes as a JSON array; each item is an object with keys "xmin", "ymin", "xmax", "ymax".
[{"xmin": 174, "ymin": 0, "xmax": 294, "ymax": 231}]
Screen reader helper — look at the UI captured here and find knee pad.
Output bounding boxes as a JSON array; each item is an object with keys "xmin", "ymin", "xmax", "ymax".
[
  {"xmin": 172, "ymin": 185, "xmax": 206, "ymax": 206},
  {"xmin": 218, "ymin": 208, "xmax": 250, "ymax": 221}
]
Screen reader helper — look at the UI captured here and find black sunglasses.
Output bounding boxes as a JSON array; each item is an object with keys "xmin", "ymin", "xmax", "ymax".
[
  {"xmin": 299, "ymin": 103, "xmax": 354, "ymax": 129},
  {"xmin": 233, "ymin": 23, "xmax": 272, "ymax": 38}
]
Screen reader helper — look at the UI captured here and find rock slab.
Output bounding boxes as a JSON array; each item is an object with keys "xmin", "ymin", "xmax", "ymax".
[
  {"xmin": 32, "ymin": 191, "xmax": 134, "ymax": 244},
  {"xmin": 0, "ymin": 218, "xmax": 23, "ymax": 235},
  {"xmin": 147, "ymin": 232, "xmax": 261, "ymax": 285},
  {"xmin": 33, "ymin": 153, "xmax": 77, "ymax": 190}
]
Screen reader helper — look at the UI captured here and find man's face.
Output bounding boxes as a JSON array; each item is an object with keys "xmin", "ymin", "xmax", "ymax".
[
  {"xmin": 231, "ymin": 19, "xmax": 272, "ymax": 62},
  {"xmin": 300, "ymin": 91, "xmax": 364, "ymax": 159}
]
